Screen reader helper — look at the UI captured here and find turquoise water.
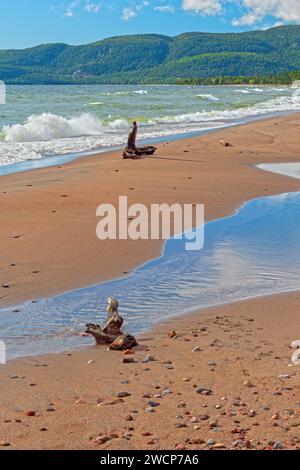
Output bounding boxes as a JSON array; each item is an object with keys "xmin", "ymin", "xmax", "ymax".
[
  {"xmin": 0, "ymin": 163, "xmax": 299, "ymax": 360},
  {"xmin": 0, "ymin": 84, "xmax": 300, "ymax": 170}
]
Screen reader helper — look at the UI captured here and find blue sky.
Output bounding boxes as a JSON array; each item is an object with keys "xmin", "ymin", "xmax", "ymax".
[{"xmin": 0, "ymin": 1, "xmax": 299, "ymax": 49}]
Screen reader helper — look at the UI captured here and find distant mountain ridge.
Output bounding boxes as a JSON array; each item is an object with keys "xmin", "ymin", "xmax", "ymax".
[{"xmin": 0, "ymin": 25, "xmax": 300, "ymax": 84}]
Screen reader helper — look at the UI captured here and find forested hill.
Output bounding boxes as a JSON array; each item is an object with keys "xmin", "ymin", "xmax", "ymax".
[{"xmin": 1, "ymin": 25, "xmax": 300, "ymax": 85}]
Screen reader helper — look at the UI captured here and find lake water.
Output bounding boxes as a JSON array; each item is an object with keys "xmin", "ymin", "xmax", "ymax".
[
  {"xmin": 0, "ymin": 84, "xmax": 300, "ymax": 171},
  {"xmin": 0, "ymin": 163, "xmax": 299, "ymax": 360}
]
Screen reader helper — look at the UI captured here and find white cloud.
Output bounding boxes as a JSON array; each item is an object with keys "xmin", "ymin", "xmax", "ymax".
[
  {"xmin": 154, "ymin": 5, "xmax": 175, "ymax": 13},
  {"xmin": 232, "ymin": 0, "xmax": 300, "ymax": 27},
  {"xmin": 122, "ymin": 2, "xmax": 150, "ymax": 21},
  {"xmin": 84, "ymin": 2, "xmax": 101, "ymax": 13},
  {"xmin": 64, "ymin": 0, "xmax": 80, "ymax": 18},
  {"xmin": 182, "ymin": 0, "xmax": 222, "ymax": 16},
  {"xmin": 122, "ymin": 7, "xmax": 139, "ymax": 21}
]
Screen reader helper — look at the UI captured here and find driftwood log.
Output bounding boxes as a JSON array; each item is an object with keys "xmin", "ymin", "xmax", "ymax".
[
  {"xmin": 123, "ymin": 121, "xmax": 157, "ymax": 159},
  {"xmin": 85, "ymin": 298, "xmax": 138, "ymax": 350}
]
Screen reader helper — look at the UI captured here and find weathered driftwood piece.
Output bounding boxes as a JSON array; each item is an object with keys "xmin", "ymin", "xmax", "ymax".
[
  {"xmin": 110, "ymin": 334, "xmax": 138, "ymax": 351},
  {"xmin": 123, "ymin": 121, "xmax": 157, "ymax": 159},
  {"xmin": 85, "ymin": 323, "xmax": 117, "ymax": 345},
  {"xmin": 85, "ymin": 298, "xmax": 138, "ymax": 350}
]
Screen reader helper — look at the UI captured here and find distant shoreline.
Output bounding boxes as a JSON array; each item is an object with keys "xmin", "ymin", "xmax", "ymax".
[{"xmin": 3, "ymin": 77, "xmax": 300, "ymax": 86}]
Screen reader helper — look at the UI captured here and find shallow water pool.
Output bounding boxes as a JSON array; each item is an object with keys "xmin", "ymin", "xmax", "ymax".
[{"xmin": 0, "ymin": 163, "xmax": 300, "ymax": 359}]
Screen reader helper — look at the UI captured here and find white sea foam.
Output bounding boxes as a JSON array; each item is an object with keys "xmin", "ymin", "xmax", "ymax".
[
  {"xmin": 235, "ymin": 89, "xmax": 250, "ymax": 94},
  {"xmin": 1, "ymin": 87, "xmax": 300, "ymax": 168},
  {"xmin": 196, "ymin": 94, "xmax": 219, "ymax": 101},
  {"xmin": 101, "ymin": 89, "xmax": 148, "ymax": 96},
  {"xmin": 3, "ymin": 90, "xmax": 300, "ymax": 146},
  {"xmin": 3, "ymin": 113, "xmax": 103, "ymax": 143}
]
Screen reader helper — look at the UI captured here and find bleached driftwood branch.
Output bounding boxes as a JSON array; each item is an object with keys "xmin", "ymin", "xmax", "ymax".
[{"xmin": 85, "ymin": 298, "xmax": 138, "ymax": 350}]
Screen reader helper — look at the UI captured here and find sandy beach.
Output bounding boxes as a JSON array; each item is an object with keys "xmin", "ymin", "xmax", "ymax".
[
  {"xmin": 1, "ymin": 113, "xmax": 300, "ymax": 307},
  {"xmin": 0, "ymin": 113, "xmax": 300, "ymax": 450},
  {"xmin": 0, "ymin": 291, "xmax": 300, "ymax": 450}
]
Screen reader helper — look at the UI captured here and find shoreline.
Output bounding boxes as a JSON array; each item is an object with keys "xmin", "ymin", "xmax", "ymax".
[
  {"xmin": 0, "ymin": 113, "xmax": 300, "ymax": 449},
  {"xmin": 1, "ymin": 113, "xmax": 300, "ymax": 307},
  {"xmin": 0, "ymin": 109, "xmax": 297, "ymax": 178}
]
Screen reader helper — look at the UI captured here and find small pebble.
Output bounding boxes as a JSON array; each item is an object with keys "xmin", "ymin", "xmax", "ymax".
[
  {"xmin": 148, "ymin": 401, "xmax": 160, "ymax": 408},
  {"xmin": 145, "ymin": 408, "xmax": 155, "ymax": 413},
  {"xmin": 207, "ymin": 439, "xmax": 216, "ymax": 446},
  {"xmin": 143, "ymin": 355, "xmax": 155, "ymax": 363},
  {"xmin": 117, "ymin": 391, "xmax": 132, "ymax": 398},
  {"xmin": 0, "ymin": 441, "xmax": 10, "ymax": 447},
  {"xmin": 123, "ymin": 357, "xmax": 135, "ymax": 364}
]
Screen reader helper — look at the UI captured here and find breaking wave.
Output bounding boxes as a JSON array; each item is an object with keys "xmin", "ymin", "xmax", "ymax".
[
  {"xmin": 3, "ymin": 90, "xmax": 300, "ymax": 145},
  {"xmin": 101, "ymin": 89, "xmax": 148, "ymax": 96},
  {"xmin": 196, "ymin": 94, "xmax": 219, "ymax": 101},
  {"xmin": 3, "ymin": 113, "xmax": 131, "ymax": 143},
  {"xmin": 1, "ymin": 87, "xmax": 300, "ymax": 168}
]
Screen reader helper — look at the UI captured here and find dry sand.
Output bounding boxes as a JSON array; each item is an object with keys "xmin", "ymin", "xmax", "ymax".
[
  {"xmin": 0, "ymin": 113, "xmax": 300, "ymax": 450},
  {"xmin": 0, "ymin": 292, "xmax": 300, "ymax": 450},
  {"xmin": 1, "ymin": 113, "xmax": 300, "ymax": 306}
]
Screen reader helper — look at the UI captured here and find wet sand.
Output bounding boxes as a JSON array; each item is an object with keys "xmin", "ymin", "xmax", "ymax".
[{"xmin": 1, "ymin": 113, "xmax": 300, "ymax": 306}]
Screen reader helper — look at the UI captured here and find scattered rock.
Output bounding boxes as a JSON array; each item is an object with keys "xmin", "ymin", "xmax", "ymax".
[
  {"xmin": 168, "ymin": 331, "xmax": 177, "ymax": 338},
  {"xmin": 186, "ymin": 438, "xmax": 205, "ymax": 445},
  {"xmin": 220, "ymin": 139, "xmax": 231, "ymax": 147},
  {"xmin": 0, "ymin": 441, "xmax": 10, "ymax": 447},
  {"xmin": 192, "ymin": 346, "xmax": 201, "ymax": 353},
  {"xmin": 25, "ymin": 411, "xmax": 36, "ymax": 417},
  {"xmin": 196, "ymin": 387, "xmax": 213, "ymax": 396},
  {"xmin": 207, "ymin": 439, "xmax": 216, "ymax": 446},
  {"xmin": 124, "ymin": 349, "xmax": 135, "ymax": 355},
  {"xmin": 209, "ymin": 420, "xmax": 219, "ymax": 428},
  {"xmin": 148, "ymin": 401, "xmax": 160, "ymax": 408},
  {"xmin": 92, "ymin": 434, "xmax": 114, "ymax": 445},
  {"xmin": 75, "ymin": 399, "xmax": 86, "ymax": 405},
  {"xmin": 117, "ymin": 391, "xmax": 132, "ymax": 399},
  {"xmin": 273, "ymin": 442, "xmax": 284, "ymax": 450},
  {"xmin": 143, "ymin": 355, "xmax": 155, "ymax": 363},
  {"xmin": 145, "ymin": 408, "xmax": 155, "ymax": 413},
  {"xmin": 123, "ymin": 357, "xmax": 135, "ymax": 364},
  {"xmin": 291, "ymin": 349, "xmax": 300, "ymax": 366},
  {"xmin": 243, "ymin": 379, "xmax": 255, "ymax": 388},
  {"xmin": 212, "ymin": 443, "xmax": 226, "ymax": 449}
]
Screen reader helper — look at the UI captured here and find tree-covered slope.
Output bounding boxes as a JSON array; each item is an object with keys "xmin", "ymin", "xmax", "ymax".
[{"xmin": 0, "ymin": 26, "xmax": 300, "ymax": 84}]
